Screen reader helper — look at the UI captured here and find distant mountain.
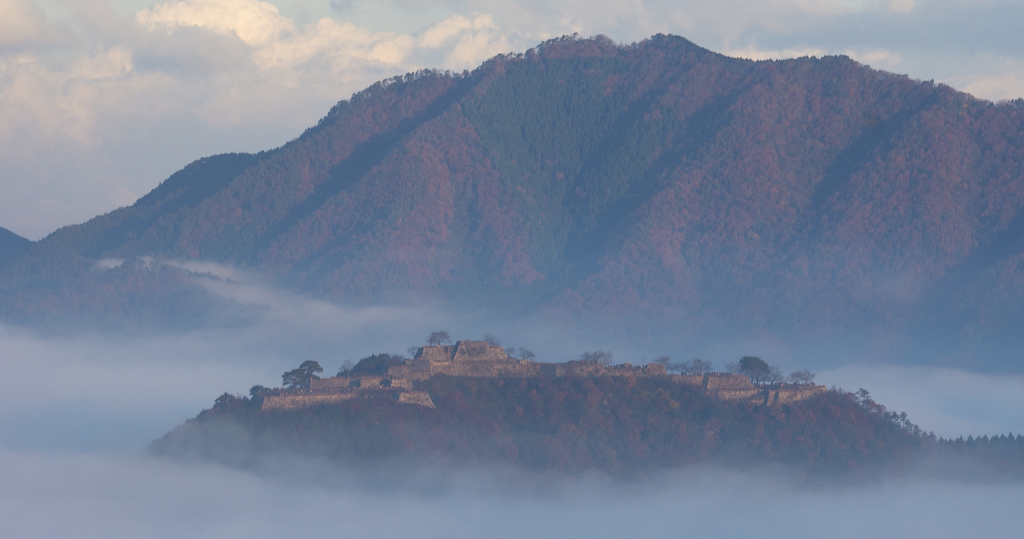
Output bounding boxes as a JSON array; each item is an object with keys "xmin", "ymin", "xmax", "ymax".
[
  {"xmin": 3, "ymin": 34, "xmax": 1024, "ymax": 366},
  {"xmin": 0, "ymin": 227, "xmax": 31, "ymax": 270}
]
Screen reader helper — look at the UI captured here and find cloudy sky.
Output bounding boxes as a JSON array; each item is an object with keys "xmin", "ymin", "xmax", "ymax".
[{"xmin": 1, "ymin": 0, "xmax": 1022, "ymax": 239}]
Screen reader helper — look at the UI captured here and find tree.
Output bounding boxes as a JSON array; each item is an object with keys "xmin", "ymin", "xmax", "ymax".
[
  {"xmin": 337, "ymin": 359, "xmax": 355, "ymax": 376},
  {"xmin": 249, "ymin": 385, "xmax": 270, "ymax": 398},
  {"xmin": 766, "ymin": 366, "xmax": 786, "ymax": 386},
  {"xmin": 580, "ymin": 351, "xmax": 613, "ymax": 365},
  {"xmin": 788, "ymin": 369, "xmax": 816, "ymax": 385},
  {"xmin": 350, "ymin": 353, "xmax": 405, "ymax": 375},
  {"xmin": 680, "ymin": 358, "xmax": 713, "ymax": 376},
  {"xmin": 282, "ymin": 360, "xmax": 323, "ymax": 389},
  {"xmin": 214, "ymin": 393, "xmax": 239, "ymax": 406},
  {"xmin": 737, "ymin": 356, "xmax": 772, "ymax": 386},
  {"xmin": 655, "ymin": 356, "xmax": 674, "ymax": 371},
  {"xmin": 515, "ymin": 347, "xmax": 536, "ymax": 360},
  {"xmin": 483, "ymin": 333, "xmax": 501, "ymax": 346},
  {"xmin": 428, "ymin": 331, "xmax": 452, "ymax": 346}
]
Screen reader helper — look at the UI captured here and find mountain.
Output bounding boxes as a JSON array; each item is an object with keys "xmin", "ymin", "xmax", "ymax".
[
  {"xmin": 0, "ymin": 227, "xmax": 32, "ymax": 270},
  {"xmin": 2, "ymin": 34, "xmax": 1024, "ymax": 366}
]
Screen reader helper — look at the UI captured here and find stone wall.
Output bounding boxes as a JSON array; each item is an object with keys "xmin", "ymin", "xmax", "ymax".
[
  {"xmin": 703, "ymin": 373, "xmax": 756, "ymax": 390},
  {"xmin": 672, "ymin": 375, "xmax": 706, "ymax": 387},
  {"xmin": 310, "ymin": 376, "xmax": 389, "ymax": 390},
  {"xmin": 430, "ymin": 360, "xmax": 542, "ymax": 378},
  {"xmin": 772, "ymin": 385, "xmax": 827, "ymax": 404},
  {"xmin": 554, "ymin": 362, "xmax": 606, "ymax": 377},
  {"xmin": 266, "ymin": 348, "xmax": 824, "ymax": 413},
  {"xmin": 416, "ymin": 345, "xmax": 455, "ymax": 362},
  {"xmin": 262, "ymin": 393, "xmax": 355, "ymax": 411},
  {"xmin": 398, "ymin": 391, "xmax": 436, "ymax": 408},
  {"xmin": 451, "ymin": 341, "xmax": 511, "ymax": 362},
  {"xmin": 310, "ymin": 377, "xmax": 353, "ymax": 390},
  {"xmin": 415, "ymin": 341, "xmax": 513, "ymax": 363}
]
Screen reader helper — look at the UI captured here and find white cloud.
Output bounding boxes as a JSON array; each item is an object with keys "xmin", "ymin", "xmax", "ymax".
[
  {"xmin": 0, "ymin": 0, "xmax": 52, "ymax": 48},
  {"xmin": 1, "ymin": 449, "xmax": 1023, "ymax": 539},
  {"xmin": 961, "ymin": 73, "xmax": 1024, "ymax": 102},
  {"xmin": 724, "ymin": 46, "xmax": 827, "ymax": 61},
  {"xmin": 846, "ymin": 48, "xmax": 903, "ymax": 69},
  {"xmin": 136, "ymin": 0, "xmax": 297, "ymax": 46}
]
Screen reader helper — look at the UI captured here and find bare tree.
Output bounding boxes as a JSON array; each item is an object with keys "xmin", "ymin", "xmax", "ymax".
[
  {"xmin": 655, "ymin": 356, "xmax": 675, "ymax": 372},
  {"xmin": 766, "ymin": 366, "xmax": 786, "ymax": 386},
  {"xmin": 788, "ymin": 369, "xmax": 816, "ymax": 385},
  {"xmin": 483, "ymin": 333, "xmax": 501, "ymax": 346},
  {"xmin": 427, "ymin": 331, "xmax": 452, "ymax": 346},
  {"xmin": 580, "ymin": 350, "xmax": 613, "ymax": 365},
  {"xmin": 680, "ymin": 358, "xmax": 713, "ymax": 376},
  {"xmin": 337, "ymin": 359, "xmax": 355, "ymax": 376},
  {"xmin": 515, "ymin": 347, "xmax": 536, "ymax": 360}
]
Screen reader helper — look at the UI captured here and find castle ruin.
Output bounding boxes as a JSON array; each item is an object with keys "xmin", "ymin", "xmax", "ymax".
[{"xmin": 261, "ymin": 340, "xmax": 825, "ymax": 411}]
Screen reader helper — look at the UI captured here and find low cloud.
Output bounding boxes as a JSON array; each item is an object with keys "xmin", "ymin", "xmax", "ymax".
[{"xmin": 0, "ymin": 448, "xmax": 1022, "ymax": 539}]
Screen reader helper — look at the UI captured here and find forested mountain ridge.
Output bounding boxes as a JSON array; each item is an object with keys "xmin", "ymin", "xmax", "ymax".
[
  {"xmin": 3, "ymin": 34, "xmax": 1024, "ymax": 366},
  {"xmin": 0, "ymin": 228, "xmax": 32, "ymax": 270}
]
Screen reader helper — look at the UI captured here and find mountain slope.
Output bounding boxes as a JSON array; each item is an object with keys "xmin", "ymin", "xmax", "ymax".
[
  {"xmin": 0, "ymin": 227, "xmax": 32, "ymax": 270},
  {"xmin": 3, "ymin": 35, "xmax": 1024, "ymax": 365}
]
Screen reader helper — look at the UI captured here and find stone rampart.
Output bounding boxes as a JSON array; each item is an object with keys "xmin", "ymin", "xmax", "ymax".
[
  {"xmin": 416, "ymin": 345, "xmax": 455, "ymax": 362},
  {"xmin": 607, "ymin": 363, "xmax": 667, "ymax": 377},
  {"xmin": 310, "ymin": 376, "xmax": 390, "ymax": 390},
  {"xmin": 704, "ymin": 373, "xmax": 756, "ymax": 390},
  {"xmin": 310, "ymin": 377, "xmax": 353, "ymax": 390},
  {"xmin": 262, "ymin": 393, "xmax": 356, "ymax": 411},
  {"xmin": 398, "ymin": 391, "xmax": 436, "ymax": 408},
  {"xmin": 451, "ymin": 340, "xmax": 511, "ymax": 362},
  {"xmin": 267, "ymin": 346, "xmax": 825, "ymax": 413},
  {"xmin": 772, "ymin": 385, "xmax": 827, "ymax": 404},
  {"xmin": 388, "ymin": 364, "xmax": 431, "ymax": 380},
  {"xmin": 430, "ymin": 360, "xmax": 542, "ymax": 378},
  {"xmin": 390, "ymin": 378, "xmax": 414, "ymax": 390},
  {"xmin": 554, "ymin": 362, "xmax": 606, "ymax": 377},
  {"xmin": 672, "ymin": 375, "xmax": 706, "ymax": 387}
]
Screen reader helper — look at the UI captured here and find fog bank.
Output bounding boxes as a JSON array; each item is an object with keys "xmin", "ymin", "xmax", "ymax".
[{"xmin": 1, "ymin": 449, "xmax": 1021, "ymax": 539}]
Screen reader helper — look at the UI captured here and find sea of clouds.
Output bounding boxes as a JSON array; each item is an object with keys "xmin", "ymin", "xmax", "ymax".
[{"xmin": 2, "ymin": 272, "xmax": 1024, "ymax": 537}]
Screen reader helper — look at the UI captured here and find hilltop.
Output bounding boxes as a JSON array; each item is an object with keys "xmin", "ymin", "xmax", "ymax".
[
  {"xmin": 151, "ymin": 339, "xmax": 1024, "ymax": 476},
  {"xmin": 2, "ymin": 35, "xmax": 1024, "ymax": 367},
  {"xmin": 151, "ymin": 341, "xmax": 915, "ymax": 475}
]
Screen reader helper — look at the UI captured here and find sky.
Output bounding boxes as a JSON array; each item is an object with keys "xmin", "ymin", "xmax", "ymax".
[{"xmin": 0, "ymin": 0, "xmax": 1022, "ymax": 240}]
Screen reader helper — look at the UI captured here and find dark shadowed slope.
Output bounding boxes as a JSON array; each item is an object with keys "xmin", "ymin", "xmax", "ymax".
[
  {"xmin": 2, "ymin": 35, "xmax": 1024, "ymax": 366},
  {"xmin": 0, "ymin": 227, "xmax": 32, "ymax": 270}
]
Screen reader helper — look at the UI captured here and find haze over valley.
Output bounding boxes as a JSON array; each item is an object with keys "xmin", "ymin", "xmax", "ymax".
[{"xmin": 2, "ymin": 1, "xmax": 1024, "ymax": 536}]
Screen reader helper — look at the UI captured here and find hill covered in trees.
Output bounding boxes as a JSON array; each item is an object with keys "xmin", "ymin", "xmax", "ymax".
[
  {"xmin": 3, "ymin": 34, "xmax": 1024, "ymax": 367},
  {"xmin": 151, "ymin": 357, "xmax": 1024, "ymax": 477},
  {"xmin": 152, "ymin": 372, "xmax": 925, "ymax": 475}
]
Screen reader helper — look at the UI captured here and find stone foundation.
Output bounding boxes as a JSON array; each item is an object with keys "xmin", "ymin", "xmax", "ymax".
[{"xmin": 262, "ymin": 393, "xmax": 355, "ymax": 411}]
